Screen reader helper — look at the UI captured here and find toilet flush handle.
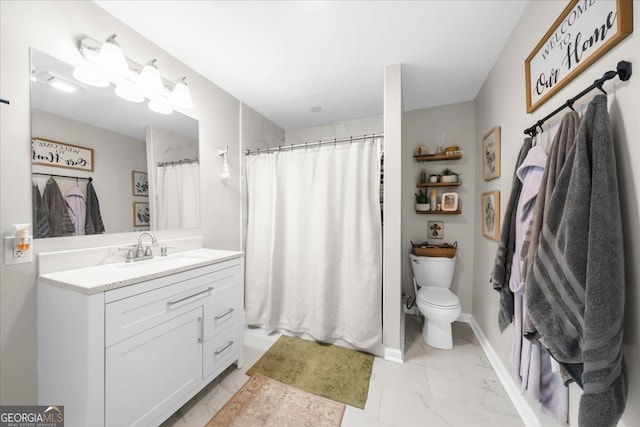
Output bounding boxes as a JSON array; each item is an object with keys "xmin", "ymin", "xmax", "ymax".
[{"xmin": 412, "ymin": 258, "xmax": 419, "ymax": 264}]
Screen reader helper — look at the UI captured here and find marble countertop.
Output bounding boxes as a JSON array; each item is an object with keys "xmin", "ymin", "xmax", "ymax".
[{"xmin": 38, "ymin": 248, "xmax": 244, "ymax": 295}]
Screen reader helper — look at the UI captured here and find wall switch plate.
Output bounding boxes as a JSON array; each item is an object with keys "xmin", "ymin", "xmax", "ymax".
[{"xmin": 3, "ymin": 236, "xmax": 33, "ymax": 265}]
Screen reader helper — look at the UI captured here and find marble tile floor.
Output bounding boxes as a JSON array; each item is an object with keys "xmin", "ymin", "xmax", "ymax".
[{"xmin": 162, "ymin": 315, "xmax": 524, "ymax": 427}]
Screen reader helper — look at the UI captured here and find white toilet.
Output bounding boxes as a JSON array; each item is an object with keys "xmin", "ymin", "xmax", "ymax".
[{"xmin": 409, "ymin": 253, "xmax": 461, "ymax": 350}]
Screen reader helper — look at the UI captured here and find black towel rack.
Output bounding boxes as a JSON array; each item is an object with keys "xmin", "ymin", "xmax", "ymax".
[
  {"xmin": 524, "ymin": 61, "xmax": 632, "ymax": 137},
  {"xmin": 0, "ymin": 98, "xmax": 9, "ymax": 105},
  {"xmin": 33, "ymin": 172, "xmax": 92, "ymax": 182}
]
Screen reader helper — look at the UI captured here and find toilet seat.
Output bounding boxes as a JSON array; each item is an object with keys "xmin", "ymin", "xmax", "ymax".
[{"xmin": 417, "ymin": 287, "xmax": 459, "ymax": 308}]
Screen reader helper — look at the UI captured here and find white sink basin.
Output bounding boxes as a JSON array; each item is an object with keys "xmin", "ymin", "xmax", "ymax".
[{"xmin": 117, "ymin": 253, "xmax": 206, "ymax": 269}]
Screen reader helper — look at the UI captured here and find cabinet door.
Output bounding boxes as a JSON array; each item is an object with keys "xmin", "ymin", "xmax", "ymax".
[{"xmin": 105, "ymin": 308, "xmax": 203, "ymax": 427}]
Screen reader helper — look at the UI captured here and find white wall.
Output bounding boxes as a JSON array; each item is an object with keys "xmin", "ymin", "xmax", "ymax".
[
  {"xmin": 0, "ymin": 1, "xmax": 247, "ymax": 403},
  {"xmin": 402, "ymin": 102, "xmax": 476, "ymax": 313},
  {"xmin": 472, "ymin": 2, "xmax": 640, "ymax": 426},
  {"xmin": 285, "ymin": 115, "xmax": 383, "ymax": 143}
]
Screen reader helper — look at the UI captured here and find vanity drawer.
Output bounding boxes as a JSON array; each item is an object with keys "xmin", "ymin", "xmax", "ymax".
[
  {"xmin": 106, "ymin": 267, "xmax": 236, "ymax": 347},
  {"xmin": 203, "ymin": 281, "xmax": 243, "ymax": 341},
  {"xmin": 203, "ymin": 321, "xmax": 242, "ymax": 379}
]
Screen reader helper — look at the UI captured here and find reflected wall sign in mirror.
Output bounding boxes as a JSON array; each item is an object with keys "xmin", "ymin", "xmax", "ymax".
[{"xmin": 30, "ymin": 48, "xmax": 200, "ymax": 238}]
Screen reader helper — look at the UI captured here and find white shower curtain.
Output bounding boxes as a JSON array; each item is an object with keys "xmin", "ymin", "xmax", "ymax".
[
  {"xmin": 156, "ymin": 163, "xmax": 200, "ymax": 229},
  {"xmin": 245, "ymin": 138, "xmax": 383, "ymax": 350}
]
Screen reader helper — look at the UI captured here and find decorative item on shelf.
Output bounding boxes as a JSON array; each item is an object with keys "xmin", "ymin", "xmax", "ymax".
[
  {"xmin": 415, "ymin": 190, "xmax": 430, "ymax": 211},
  {"xmin": 419, "ymin": 170, "xmax": 427, "ymax": 184},
  {"xmin": 439, "ymin": 168, "xmax": 459, "ymax": 183},
  {"xmin": 441, "ymin": 192, "xmax": 459, "ymax": 212},
  {"xmin": 436, "ymin": 146, "xmax": 445, "ymax": 155},
  {"xmin": 430, "ymin": 189, "xmax": 437, "ymax": 211},
  {"xmin": 416, "ymin": 145, "xmax": 427, "ymax": 156},
  {"xmin": 411, "ymin": 241, "xmax": 457, "ymax": 258},
  {"xmin": 444, "ymin": 145, "xmax": 459, "ymax": 154},
  {"xmin": 429, "ymin": 172, "xmax": 439, "ymax": 183}
]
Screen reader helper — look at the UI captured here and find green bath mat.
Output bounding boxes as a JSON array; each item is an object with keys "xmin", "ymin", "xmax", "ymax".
[{"xmin": 246, "ymin": 335, "xmax": 374, "ymax": 409}]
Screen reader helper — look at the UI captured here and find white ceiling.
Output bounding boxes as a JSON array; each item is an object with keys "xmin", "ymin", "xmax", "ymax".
[{"xmin": 94, "ymin": 1, "xmax": 528, "ymax": 130}]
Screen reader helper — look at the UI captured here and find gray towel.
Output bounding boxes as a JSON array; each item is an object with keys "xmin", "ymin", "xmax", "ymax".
[
  {"xmin": 522, "ymin": 111, "xmax": 581, "ymax": 340},
  {"xmin": 42, "ymin": 178, "xmax": 74, "ymax": 237},
  {"xmin": 526, "ymin": 95, "xmax": 627, "ymax": 426},
  {"xmin": 32, "ymin": 181, "xmax": 51, "ymax": 238},
  {"xmin": 491, "ymin": 137, "xmax": 531, "ymax": 332},
  {"xmin": 85, "ymin": 181, "xmax": 105, "ymax": 235}
]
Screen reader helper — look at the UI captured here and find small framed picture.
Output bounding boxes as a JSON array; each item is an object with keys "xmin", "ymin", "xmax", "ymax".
[
  {"xmin": 482, "ymin": 127, "xmax": 501, "ymax": 181},
  {"xmin": 428, "ymin": 221, "xmax": 444, "ymax": 239},
  {"xmin": 132, "ymin": 170, "xmax": 149, "ymax": 196},
  {"xmin": 481, "ymin": 191, "xmax": 500, "ymax": 241},
  {"xmin": 133, "ymin": 202, "xmax": 150, "ymax": 227},
  {"xmin": 441, "ymin": 192, "xmax": 459, "ymax": 212}
]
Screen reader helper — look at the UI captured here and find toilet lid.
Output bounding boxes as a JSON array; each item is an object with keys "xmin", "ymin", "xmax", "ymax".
[{"xmin": 417, "ymin": 287, "xmax": 459, "ymax": 308}]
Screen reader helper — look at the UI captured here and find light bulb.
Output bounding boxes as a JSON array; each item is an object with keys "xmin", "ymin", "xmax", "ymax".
[
  {"xmin": 169, "ymin": 77, "xmax": 193, "ymax": 109},
  {"xmin": 138, "ymin": 59, "xmax": 163, "ymax": 99},
  {"xmin": 96, "ymin": 34, "xmax": 129, "ymax": 81}
]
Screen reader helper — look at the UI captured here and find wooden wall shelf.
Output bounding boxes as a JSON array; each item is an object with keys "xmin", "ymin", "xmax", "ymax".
[
  {"xmin": 415, "ymin": 210, "xmax": 461, "ymax": 215},
  {"xmin": 414, "ymin": 153, "xmax": 462, "ymax": 161},
  {"xmin": 416, "ymin": 182, "xmax": 461, "ymax": 188}
]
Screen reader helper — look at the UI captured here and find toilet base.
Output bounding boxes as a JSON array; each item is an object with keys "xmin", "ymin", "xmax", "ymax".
[{"xmin": 422, "ymin": 318, "xmax": 453, "ymax": 350}]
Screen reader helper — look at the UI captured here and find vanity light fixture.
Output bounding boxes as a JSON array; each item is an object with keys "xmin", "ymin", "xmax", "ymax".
[
  {"xmin": 72, "ymin": 35, "xmax": 194, "ymax": 114},
  {"xmin": 96, "ymin": 34, "xmax": 129, "ymax": 81},
  {"xmin": 138, "ymin": 59, "xmax": 163, "ymax": 99},
  {"xmin": 170, "ymin": 77, "xmax": 193, "ymax": 109}
]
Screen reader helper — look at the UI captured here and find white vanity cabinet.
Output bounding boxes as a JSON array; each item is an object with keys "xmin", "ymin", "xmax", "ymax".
[{"xmin": 38, "ymin": 251, "xmax": 244, "ymax": 427}]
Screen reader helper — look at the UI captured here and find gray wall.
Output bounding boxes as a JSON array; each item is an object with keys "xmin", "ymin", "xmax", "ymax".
[{"xmin": 472, "ymin": 2, "xmax": 640, "ymax": 426}]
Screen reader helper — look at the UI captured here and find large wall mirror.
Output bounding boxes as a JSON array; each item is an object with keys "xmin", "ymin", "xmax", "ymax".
[{"xmin": 30, "ymin": 48, "xmax": 200, "ymax": 238}]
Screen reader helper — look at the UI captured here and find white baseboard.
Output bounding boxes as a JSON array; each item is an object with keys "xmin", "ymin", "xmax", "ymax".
[
  {"xmin": 467, "ymin": 316, "xmax": 541, "ymax": 427},
  {"xmin": 384, "ymin": 347, "xmax": 404, "ymax": 363}
]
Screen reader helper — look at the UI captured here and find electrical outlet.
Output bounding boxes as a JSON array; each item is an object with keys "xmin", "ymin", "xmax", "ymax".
[{"xmin": 3, "ymin": 237, "xmax": 33, "ymax": 265}]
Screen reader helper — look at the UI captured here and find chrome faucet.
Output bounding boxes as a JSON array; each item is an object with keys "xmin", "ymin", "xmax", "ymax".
[{"xmin": 129, "ymin": 232, "xmax": 158, "ymax": 262}]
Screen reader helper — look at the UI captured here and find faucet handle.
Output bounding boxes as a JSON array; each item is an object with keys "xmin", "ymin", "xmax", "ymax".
[
  {"xmin": 160, "ymin": 246, "xmax": 174, "ymax": 257},
  {"xmin": 144, "ymin": 246, "xmax": 153, "ymax": 256}
]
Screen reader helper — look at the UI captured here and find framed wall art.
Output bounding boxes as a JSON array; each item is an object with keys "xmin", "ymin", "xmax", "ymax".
[
  {"xmin": 482, "ymin": 127, "xmax": 501, "ymax": 181},
  {"xmin": 525, "ymin": 0, "xmax": 633, "ymax": 113},
  {"xmin": 131, "ymin": 170, "xmax": 148, "ymax": 196},
  {"xmin": 441, "ymin": 192, "xmax": 459, "ymax": 212},
  {"xmin": 481, "ymin": 191, "xmax": 500, "ymax": 241},
  {"xmin": 428, "ymin": 221, "xmax": 444, "ymax": 239},
  {"xmin": 133, "ymin": 202, "xmax": 150, "ymax": 227},
  {"xmin": 32, "ymin": 137, "xmax": 94, "ymax": 172}
]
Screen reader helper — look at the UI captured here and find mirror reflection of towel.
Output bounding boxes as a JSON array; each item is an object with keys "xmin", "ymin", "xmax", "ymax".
[
  {"xmin": 85, "ymin": 181, "xmax": 105, "ymax": 235},
  {"xmin": 32, "ymin": 181, "xmax": 51, "ymax": 238},
  {"xmin": 42, "ymin": 178, "xmax": 74, "ymax": 237}
]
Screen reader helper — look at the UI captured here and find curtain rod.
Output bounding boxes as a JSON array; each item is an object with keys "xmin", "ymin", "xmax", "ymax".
[
  {"xmin": 524, "ymin": 60, "xmax": 632, "ymax": 137},
  {"xmin": 244, "ymin": 132, "xmax": 384, "ymax": 155},
  {"xmin": 157, "ymin": 157, "xmax": 199, "ymax": 167},
  {"xmin": 33, "ymin": 172, "xmax": 92, "ymax": 182}
]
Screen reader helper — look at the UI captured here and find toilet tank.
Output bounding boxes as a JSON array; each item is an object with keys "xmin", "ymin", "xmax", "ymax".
[{"xmin": 409, "ymin": 254, "xmax": 456, "ymax": 288}]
